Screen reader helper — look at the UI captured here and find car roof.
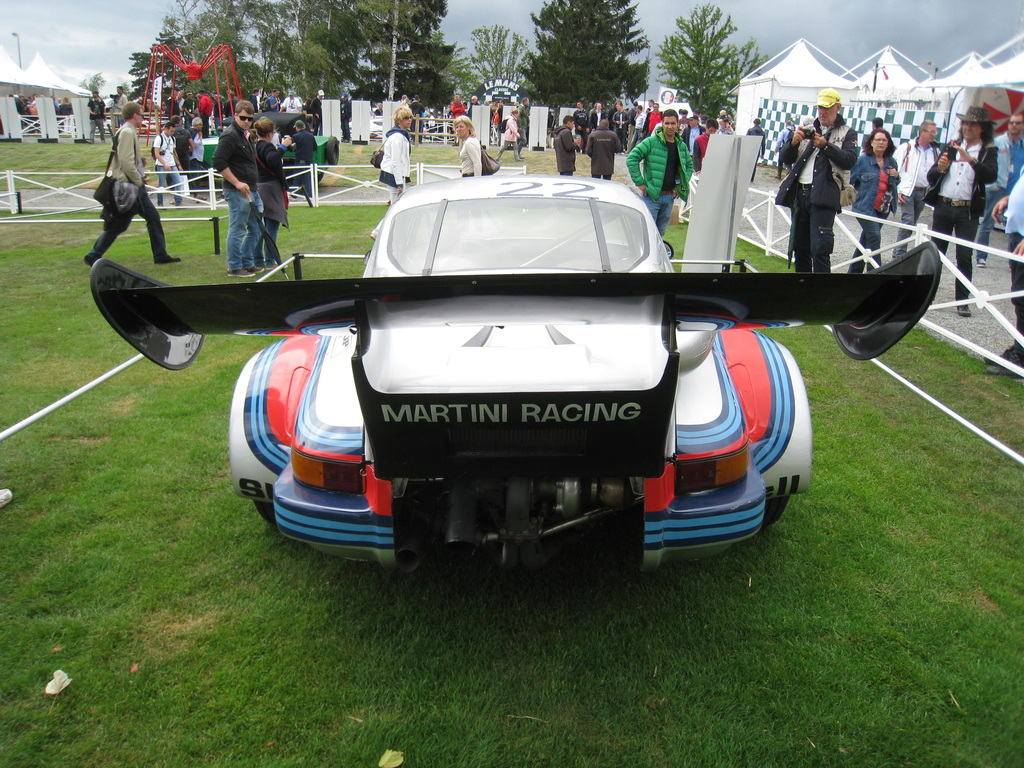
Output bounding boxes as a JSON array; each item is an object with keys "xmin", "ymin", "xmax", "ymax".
[
  {"xmin": 388, "ymin": 174, "xmax": 648, "ymax": 210},
  {"xmin": 365, "ymin": 175, "xmax": 668, "ymax": 277}
]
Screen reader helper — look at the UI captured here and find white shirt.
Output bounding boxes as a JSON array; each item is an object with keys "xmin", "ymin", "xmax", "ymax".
[
  {"xmin": 894, "ymin": 139, "xmax": 938, "ymax": 195},
  {"xmin": 938, "ymin": 143, "xmax": 981, "ymax": 202},
  {"xmin": 156, "ymin": 133, "xmax": 177, "ymax": 168},
  {"xmin": 281, "ymin": 96, "xmax": 302, "ymax": 112}
]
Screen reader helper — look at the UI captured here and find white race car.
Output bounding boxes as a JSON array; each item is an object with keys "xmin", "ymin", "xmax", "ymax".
[{"xmin": 91, "ymin": 176, "xmax": 939, "ymax": 570}]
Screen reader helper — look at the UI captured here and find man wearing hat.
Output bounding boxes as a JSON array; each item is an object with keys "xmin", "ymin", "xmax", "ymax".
[
  {"xmin": 776, "ymin": 87, "xmax": 859, "ymax": 273},
  {"xmin": 924, "ymin": 105, "xmax": 998, "ymax": 316},
  {"xmin": 282, "ymin": 91, "xmax": 303, "ymax": 112}
]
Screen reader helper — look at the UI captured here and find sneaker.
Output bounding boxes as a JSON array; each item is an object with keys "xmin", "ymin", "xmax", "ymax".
[
  {"xmin": 956, "ymin": 306, "xmax": 972, "ymax": 318},
  {"xmin": 0, "ymin": 489, "xmax": 11, "ymax": 509},
  {"xmin": 977, "ymin": 258, "xmax": 987, "ymax": 267},
  {"xmin": 248, "ymin": 265, "xmax": 265, "ymax": 274},
  {"xmin": 226, "ymin": 268, "xmax": 252, "ymax": 277}
]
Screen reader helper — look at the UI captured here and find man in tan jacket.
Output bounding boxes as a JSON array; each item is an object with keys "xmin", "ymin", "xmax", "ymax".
[{"xmin": 84, "ymin": 101, "xmax": 180, "ymax": 266}]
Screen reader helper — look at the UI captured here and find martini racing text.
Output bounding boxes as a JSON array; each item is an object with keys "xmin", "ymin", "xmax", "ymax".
[{"xmin": 381, "ymin": 402, "xmax": 642, "ymax": 424}]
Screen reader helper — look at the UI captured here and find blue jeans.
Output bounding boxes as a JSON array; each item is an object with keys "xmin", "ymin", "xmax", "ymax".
[
  {"xmin": 974, "ymin": 187, "xmax": 1004, "ymax": 263},
  {"xmin": 643, "ymin": 192, "xmax": 674, "ymax": 236},
  {"xmin": 156, "ymin": 166, "xmax": 182, "ymax": 206},
  {"xmin": 256, "ymin": 218, "xmax": 281, "ymax": 266},
  {"xmin": 849, "ymin": 210, "xmax": 886, "ymax": 273},
  {"xmin": 224, "ymin": 186, "xmax": 263, "ymax": 271},
  {"xmin": 85, "ymin": 187, "xmax": 169, "ymax": 262}
]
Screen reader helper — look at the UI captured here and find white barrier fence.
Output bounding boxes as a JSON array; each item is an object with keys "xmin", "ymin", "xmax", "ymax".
[
  {"xmin": 0, "ymin": 162, "xmax": 528, "ymax": 214},
  {"xmin": 1, "ymin": 165, "xmax": 1021, "ymax": 377}
]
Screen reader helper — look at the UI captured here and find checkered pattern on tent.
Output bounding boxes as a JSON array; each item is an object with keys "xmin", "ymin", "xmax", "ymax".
[{"xmin": 758, "ymin": 98, "xmax": 950, "ymax": 165}]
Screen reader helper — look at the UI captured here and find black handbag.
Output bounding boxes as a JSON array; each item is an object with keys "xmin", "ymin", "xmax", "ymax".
[
  {"xmin": 370, "ymin": 147, "xmax": 384, "ymax": 168},
  {"xmin": 93, "ymin": 135, "xmax": 119, "ymax": 206}
]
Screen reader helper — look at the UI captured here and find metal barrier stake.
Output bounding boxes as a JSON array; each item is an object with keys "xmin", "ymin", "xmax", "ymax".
[{"xmin": 213, "ymin": 216, "xmax": 220, "ymax": 254}]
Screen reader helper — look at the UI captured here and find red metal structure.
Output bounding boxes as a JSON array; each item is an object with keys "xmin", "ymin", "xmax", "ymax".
[{"xmin": 141, "ymin": 45, "xmax": 243, "ymax": 142}]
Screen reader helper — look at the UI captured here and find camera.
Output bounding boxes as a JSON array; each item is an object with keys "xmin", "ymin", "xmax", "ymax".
[{"xmin": 945, "ymin": 143, "xmax": 958, "ymax": 160}]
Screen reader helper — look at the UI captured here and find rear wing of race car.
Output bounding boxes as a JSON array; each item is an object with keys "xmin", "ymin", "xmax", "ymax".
[{"xmin": 90, "ymin": 243, "xmax": 940, "ymax": 371}]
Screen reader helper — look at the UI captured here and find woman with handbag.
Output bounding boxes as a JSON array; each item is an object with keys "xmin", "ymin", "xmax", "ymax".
[
  {"xmin": 379, "ymin": 105, "xmax": 413, "ymax": 204},
  {"xmin": 253, "ymin": 118, "xmax": 292, "ymax": 268},
  {"xmin": 848, "ymin": 128, "xmax": 899, "ymax": 273},
  {"xmin": 453, "ymin": 115, "xmax": 482, "ymax": 177}
]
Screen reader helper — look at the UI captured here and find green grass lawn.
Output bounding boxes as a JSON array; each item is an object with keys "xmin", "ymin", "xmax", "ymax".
[{"xmin": 1, "ymin": 146, "xmax": 1023, "ymax": 767}]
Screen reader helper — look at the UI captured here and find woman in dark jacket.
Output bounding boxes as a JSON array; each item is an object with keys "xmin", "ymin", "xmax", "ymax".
[
  {"xmin": 848, "ymin": 128, "xmax": 899, "ymax": 273},
  {"xmin": 253, "ymin": 118, "xmax": 290, "ymax": 267}
]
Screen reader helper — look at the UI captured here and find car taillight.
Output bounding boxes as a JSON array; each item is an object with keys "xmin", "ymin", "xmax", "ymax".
[
  {"xmin": 291, "ymin": 449, "xmax": 365, "ymax": 493},
  {"xmin": 675, "ymin": 446, "xmax": 748, "ymax": 494}
]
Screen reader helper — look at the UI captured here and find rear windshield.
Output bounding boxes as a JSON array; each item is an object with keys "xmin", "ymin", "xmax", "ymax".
[{"xmin": 386, "ymin": 197, "xmax": 649, "ymax": 274}]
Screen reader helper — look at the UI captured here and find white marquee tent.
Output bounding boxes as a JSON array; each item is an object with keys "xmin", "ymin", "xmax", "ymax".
[
  {"xmin": 850, "ymin": 47, "xmax": 932, "ymax": 101},
  {"xmin": 0, "ymin": 44, "xmax": 30, "ymax": 92},
  {"xmin": 925, "ymin": 47, "xmax": 1024, "ymax": 91},
  {"xmin": 21, "ymin": 52, "xmax": 89, "ymax": 97},
  {"xmin": 734, "ymin": 39, "xmax": 857, "ymax": 132}
]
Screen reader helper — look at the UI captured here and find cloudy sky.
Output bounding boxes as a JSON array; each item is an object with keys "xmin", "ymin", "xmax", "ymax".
[{"xmin": 3, "ymin": 0, "xmax": 1022, "ymax": 93}]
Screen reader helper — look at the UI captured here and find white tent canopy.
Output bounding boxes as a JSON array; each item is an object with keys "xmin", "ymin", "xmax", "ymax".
[
  {"xmin": 925, "ymin": 47, "xmax": 1024, "ymax": 90},
  {"xmin": 21, "ymin": 52, "xmax": 88, "ymax": 96},
  {"xmin": 848, "ymin": 46, "xmax": 941, "ymax": 102},
  {"xmin": 0, "ymin": 44, "xmax": 31, "ymax": 90},
  {"xmin": 734, "ymin": 39, "xmax": 857, "ymax": 133}
]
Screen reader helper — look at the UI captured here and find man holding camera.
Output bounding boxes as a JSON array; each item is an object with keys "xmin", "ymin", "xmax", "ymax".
[
  {"xmin": 925, "ymin": 105, "xmax": 998, "ymax": 316},
  {"xmin": 776, "ymin": 88, "xmax": 858, "ymax": 273}
]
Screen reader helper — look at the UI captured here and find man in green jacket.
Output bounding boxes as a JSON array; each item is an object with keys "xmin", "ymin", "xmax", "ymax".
[{"xmin": 626, "ymin": 108, "xmax": 694, "ymax": 235}]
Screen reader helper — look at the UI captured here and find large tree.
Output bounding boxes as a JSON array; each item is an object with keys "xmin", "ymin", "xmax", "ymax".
[
  {"xmin": 659, "ymin": 3, "xmax": 762, "ymax": 115},
  {"xmin": 522, "ymin": 0, "xmax": 647, "ymax": 108},
  {"xmin": 352, "ymin": 0, "xmax": 455, "ymax": 106},
  {"xmin": 469, "ymin": 26, "xmax": 528, "ymax": 84}
]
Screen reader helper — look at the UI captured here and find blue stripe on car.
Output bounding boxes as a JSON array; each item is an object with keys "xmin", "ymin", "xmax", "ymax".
[{"xmin": 245, "ymin": 341, "xmax": 290, "ymax": 472}]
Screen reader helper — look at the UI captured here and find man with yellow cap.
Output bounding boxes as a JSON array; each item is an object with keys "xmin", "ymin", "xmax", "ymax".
[{"xmin": 775, "ymin": 87, "xmax": 859, "ymax": 272}]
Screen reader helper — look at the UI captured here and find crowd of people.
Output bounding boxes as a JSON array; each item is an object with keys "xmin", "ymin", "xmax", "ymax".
[{"xmin": 76, "ymin": 84, "xmax": 1023, "ymax": 378}]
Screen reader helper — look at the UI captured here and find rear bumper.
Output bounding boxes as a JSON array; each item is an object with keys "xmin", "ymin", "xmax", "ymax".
[
  {"xmin": 642, "ymin": 463, "xmax": 765, "ymax": 570},
  {"xmin": 273, "ymin": 465, "xmax": 396, "ymax": 568}
]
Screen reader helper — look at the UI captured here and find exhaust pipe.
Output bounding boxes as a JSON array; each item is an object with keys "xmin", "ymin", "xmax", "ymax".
[
  {"xmin": 445, "ymin": 479, "xmax": 479, "ymax": 555},
  {"xmin": 395, "ymin": 515, "xmax": 429, "ymax": 573}
]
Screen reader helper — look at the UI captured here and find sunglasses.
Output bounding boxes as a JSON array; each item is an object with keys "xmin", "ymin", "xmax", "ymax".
[{"xmin": 236, "ymin": 115, "xmax": 254, "ymax": 122}]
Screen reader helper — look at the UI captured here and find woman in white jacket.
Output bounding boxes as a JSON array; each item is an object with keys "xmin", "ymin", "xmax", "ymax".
[
  {"xmin": 380, "ymin": 105, "xmax": 413, "ymax": 204},
  {"xmin": 453, "ymin": 115, "xmax": 482, "ymax": 176}
]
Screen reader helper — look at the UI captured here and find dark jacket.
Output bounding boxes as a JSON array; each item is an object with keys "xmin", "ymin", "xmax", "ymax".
[
  {"xmin": 291, "ymin": 128, "xmax": 317, "ymax": 164},
  {"xmin": 553, "ymin": 125, "xmax": 578, "ymax": 173},
  {"xmin": 778, "ymin": 115, "xmax": 858, "ymax": 211},
  {"xmin": 212, "ymin": 123, "xmax": 258, "ymax": 188},
  {"xmin": 925, "ymin": 142, "xmax": 998, "ymax": 219},
  {"xmin": 585, "ymin": 127, "xmax": 622, "ymax": 175}
]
